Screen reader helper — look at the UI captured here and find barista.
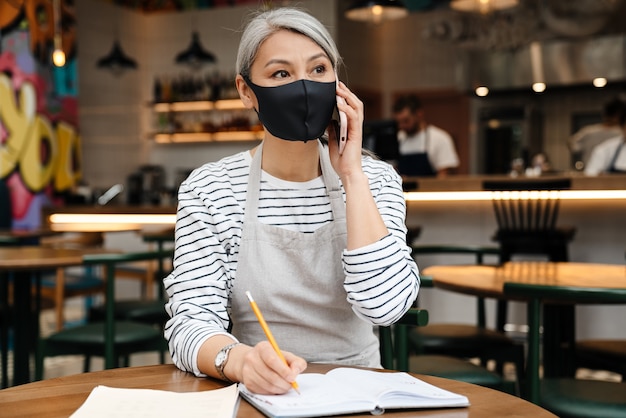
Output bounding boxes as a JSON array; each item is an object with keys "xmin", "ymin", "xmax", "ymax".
[
  {"xmin": 585, "ymin": 109, "xmax": 626, "ymax": 175},
  {"xmin": 392, "ymin": 94, "xmax": 459, "ymax": 177}
]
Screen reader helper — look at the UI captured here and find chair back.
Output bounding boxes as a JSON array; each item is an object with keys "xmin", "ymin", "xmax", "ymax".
[
  {"xmin": 82, "ymin": 248, "xmax": 174, "ymax": 368},
  {"xmin": 411, "ymin": 245, "xmax": 500, "ymax": 328},
  {"xmin": 483, "ymin": 178, "xmax": 571, "ymax": 234},
  {"xmin": 379, "ymin": 308, "xmax": 429, "ymax": 371}
]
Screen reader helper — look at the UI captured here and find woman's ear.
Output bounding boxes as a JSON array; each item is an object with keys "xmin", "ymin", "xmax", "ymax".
[{"xmin": 236, "ymin": 75, "xmax": 255, "ymax": 110}]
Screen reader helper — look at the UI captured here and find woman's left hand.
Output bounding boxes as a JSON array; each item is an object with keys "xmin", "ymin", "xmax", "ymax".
[{"xmin": 328, "ymin": 81, "xmax": 364, "ymax": 179}]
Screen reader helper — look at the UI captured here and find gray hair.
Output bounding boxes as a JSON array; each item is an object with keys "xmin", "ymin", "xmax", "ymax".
[{"xmin": 236, "ymin": 7, "xmax": 341, "ymax": 79}]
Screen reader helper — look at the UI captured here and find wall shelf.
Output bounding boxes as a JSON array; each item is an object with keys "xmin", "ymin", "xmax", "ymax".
[
  {"xmin": 150, "ymin": 99, "xmax": 262, "ymax": 143},
  {"xmin": 153, "ymin": 131, "xmax": 263, "ymax": 144}
]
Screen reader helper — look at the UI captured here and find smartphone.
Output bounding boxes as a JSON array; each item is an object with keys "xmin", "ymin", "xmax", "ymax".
[{"xmin": 333, "ymin": 80, "xmax": 347, "ymax": 155}]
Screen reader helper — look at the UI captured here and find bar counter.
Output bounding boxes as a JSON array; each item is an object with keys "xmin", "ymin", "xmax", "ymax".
[{"xmin": 403, "ymin": 172, "xmax": 626, "ymax": 192}]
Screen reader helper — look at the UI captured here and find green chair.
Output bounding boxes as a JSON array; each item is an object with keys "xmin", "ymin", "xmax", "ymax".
[
  {"xmin": 408, "ymin": 245, "xmax": 525, "ymax": 393},
  {"xmin": 35, "ymin": 248, "xmax": 174, "ymax": 381},
  {"xmin": 539, "ymin": 378, "xmax": 626, "ymax": 418},
  {"xmin": 87, "ymin": 229, "xmax": 174, "ymax": 363},
  {"xmin": 380, "ymin": 308, "xmax": 505, "ymax": 391},
  {"xmin": 573, "ymin": 251, "xmax": 626, "ymax": 380},
  {"xmin": 88, "ymin": 229, "xmax": 173, "ymax": 325},
  {"xmin": 504, "ymin": 281, "xmax": 626, "ymax": 416}
]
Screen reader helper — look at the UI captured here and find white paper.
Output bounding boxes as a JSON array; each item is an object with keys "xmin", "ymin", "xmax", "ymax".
[{"xmin": 70, "ymin": 384, "xmax": 240, "ymax": 418}]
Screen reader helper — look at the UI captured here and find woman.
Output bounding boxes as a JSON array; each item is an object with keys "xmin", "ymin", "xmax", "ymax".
[{"xmin": 164, "ymin": 7, "xmax": 420, "ymax": 395}]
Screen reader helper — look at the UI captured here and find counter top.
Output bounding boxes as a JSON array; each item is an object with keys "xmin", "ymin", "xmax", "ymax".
[{"xmin": 404, "ymin": 173, "xmax": 626, "ymax": 191}]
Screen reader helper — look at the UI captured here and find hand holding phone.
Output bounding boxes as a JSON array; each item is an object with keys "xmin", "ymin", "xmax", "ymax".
[{"xmin": 334, "ymin": 81, "xmax": 347, "ymax": 155}]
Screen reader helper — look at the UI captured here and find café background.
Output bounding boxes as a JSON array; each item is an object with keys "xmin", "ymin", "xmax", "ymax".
[{"xmin": 3, "ymin": 0, "xmax": 625, "ymax": 341}]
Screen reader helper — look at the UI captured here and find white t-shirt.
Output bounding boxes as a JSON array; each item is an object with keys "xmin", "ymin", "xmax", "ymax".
[
  {"xmin": 398, "ymin": 125, "xmax": 459, "ymax": 171},
  {"xmin": 585, "ymin": 136, "xmax": 626, "ymax": 175},
  {"xmin": 568, "ymin": 123, "xmax": 622, "ymax": 166}
]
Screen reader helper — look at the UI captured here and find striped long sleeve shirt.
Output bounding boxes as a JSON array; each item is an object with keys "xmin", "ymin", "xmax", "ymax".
[{"xmin": 164, "ymin": 149, "xmax": 420, "ymax": 376}]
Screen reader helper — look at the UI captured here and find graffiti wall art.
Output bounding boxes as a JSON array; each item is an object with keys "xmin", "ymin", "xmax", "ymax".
[{"xmin": 1, "ymin": 0, "xmax": 80, "ymax": 229}]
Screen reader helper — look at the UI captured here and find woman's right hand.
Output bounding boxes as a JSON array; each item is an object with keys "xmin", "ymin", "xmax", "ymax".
[{"xmin": 234, "ymin": 341, "xmax": 307, "ymax": 395}]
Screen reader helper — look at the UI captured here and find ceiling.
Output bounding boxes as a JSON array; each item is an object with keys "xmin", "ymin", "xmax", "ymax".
[
  {"xmin": 103, "ymin": 0, "xmax": 626, "ymax": 50},
  {"xmin": 103, "ymin": 0, "xmax": 455, "ymax": 13}
]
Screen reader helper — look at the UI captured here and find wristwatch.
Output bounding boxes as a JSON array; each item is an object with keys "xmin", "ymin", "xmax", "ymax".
[{"xmin": 214, "ymin": 342, "xmax": 241, "ymax": 383}]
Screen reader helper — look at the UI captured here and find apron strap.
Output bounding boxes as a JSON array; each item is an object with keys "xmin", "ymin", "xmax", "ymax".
[{"xmin": 245, "ymin": 140, "xmax": 345, "ymax": 223}]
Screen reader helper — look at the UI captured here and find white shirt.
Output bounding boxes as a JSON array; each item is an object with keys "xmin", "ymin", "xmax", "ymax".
[
  {"xmin": 398, "ymin": 125, "xmax": 459, "ymax": 171},
  {"xmin": 568, "ymin": 123, "xmax": 622, "ymax": 166},
  {"xmin": 585, "ymin": 136, "xmax": 626, "ymax": 175}
]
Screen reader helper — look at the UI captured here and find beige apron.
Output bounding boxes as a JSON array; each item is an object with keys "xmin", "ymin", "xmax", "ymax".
[{"xmin": 230, "ymin": 141, "xmax": 380, "ymax": 367}]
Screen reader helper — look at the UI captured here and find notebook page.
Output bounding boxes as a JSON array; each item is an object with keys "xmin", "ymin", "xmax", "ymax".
[{"xmin": 70, "ymin": 384, "xmax": 240, "ymax": 418}]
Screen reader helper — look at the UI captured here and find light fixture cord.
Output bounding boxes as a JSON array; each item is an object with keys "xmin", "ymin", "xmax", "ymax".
[{"xmin": 53, "ymin": 0, "xmax": 62, "ymax": 50}]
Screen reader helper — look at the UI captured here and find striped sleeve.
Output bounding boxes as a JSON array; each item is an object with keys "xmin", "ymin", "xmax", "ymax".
[
  {"xmin": 164, "ymin": 153, "xmax": 249, "ymax": 377},
  {"xmin": 342, "ymin": 157, "xmax": 420, "ymax": 326}
]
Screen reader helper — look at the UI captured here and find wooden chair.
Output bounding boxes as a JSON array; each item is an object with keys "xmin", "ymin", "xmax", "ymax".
[
  {"xmin": 483, "ymin": 178, "xmax": 578, "ymax": 373},
  {"xmin": 38, "ymin": 232, "xmax": 107, "ymax": 330},
  {"xmin": 482, "ymin": 178, "xmax": 577, "ymax": 264},
  {"xmin": 408, "ymin": 245, "xmax": 525, "ymax": 394},
  {"xmin": 380, "ymin": 308, "xmax": 506, "ymax": 391},
  {"xmin": 35, "ymin": 248, "xmax": 174, "ymax": 380}
]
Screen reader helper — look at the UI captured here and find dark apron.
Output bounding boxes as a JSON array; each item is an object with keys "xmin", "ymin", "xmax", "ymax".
[
  {"xmin": 608, "ymin": 139, "xmax": 625, "ymax": 173},
  {"xmin": 397, "ymin": 128, "xmax": 436, "ymax": 176}
]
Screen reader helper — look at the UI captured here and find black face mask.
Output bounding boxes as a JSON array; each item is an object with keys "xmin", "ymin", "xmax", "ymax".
[{"xmin": 244, "ymin": 76, "xmax": 336, "ymax": 141}]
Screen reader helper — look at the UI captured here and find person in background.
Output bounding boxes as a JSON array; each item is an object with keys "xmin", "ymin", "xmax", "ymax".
[
  {"xmin": 569, "ymin": 97, "xmax": 625, "ymax": 171},
  {"xmin": 392, "ymin": 94, "xmax": 459, "ymax": 177},
  {"xmin": 164, "ymin": 7, "xmax": 419, "ymax": 396},
  {"xmin": 585, "ymin": 108, "xmax": 626, "ymax": 175}
]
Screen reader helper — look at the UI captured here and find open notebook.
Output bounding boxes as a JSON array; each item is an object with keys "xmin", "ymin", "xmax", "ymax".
[{"xmin": 239, "ymin": 367, "xmax": 470, "ymax": 418}]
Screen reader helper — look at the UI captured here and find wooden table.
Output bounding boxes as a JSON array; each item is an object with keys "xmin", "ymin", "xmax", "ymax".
[
  {"xmin": 0, "ymin": 228, "xmax": 58, "ymax": 245},
  {"xmin": 422, "ymin": 261, "xmax": 626, "ymax": 403},
  {"xmin": 0, "ymin": 363, "xmax": 557, "ymax": 418},
  {"xmin": 0, "ymin": 246, "xmax": 115, "ymax": 386}
]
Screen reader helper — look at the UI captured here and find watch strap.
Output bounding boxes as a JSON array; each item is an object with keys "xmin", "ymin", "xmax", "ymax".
[{"xmin": 215, "ymin": 342, "xmax": 241, "ymax": 383}]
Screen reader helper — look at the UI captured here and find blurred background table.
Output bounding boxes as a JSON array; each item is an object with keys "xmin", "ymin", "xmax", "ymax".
[
  {"xmin": 0, "ymin": 246, "xmax": 116, "ymax": 386},
  {"xmin": 423, "ymin": 261, "xmax": 626, "ymax": 402}
]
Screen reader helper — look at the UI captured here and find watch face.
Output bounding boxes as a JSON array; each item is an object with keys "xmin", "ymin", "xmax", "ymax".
[{"xmin": 215, "ymin": 350, "xmax": 227, "ymax": 367}]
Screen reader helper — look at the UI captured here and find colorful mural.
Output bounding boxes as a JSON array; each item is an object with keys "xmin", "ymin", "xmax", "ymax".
[{"xmin": 0, "ymin": 0, "xmax": 80, "ymax": 229}]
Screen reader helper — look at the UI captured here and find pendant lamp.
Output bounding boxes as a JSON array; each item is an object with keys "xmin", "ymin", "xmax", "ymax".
[
  {"xmin": 96, "ymin": 40, "xmax": 137, "ymax": 75},
  {"xmin": 345, "ymin": 0, "xmax": 409, "ymax": 23},
  {"xmin": 175, "ymin": 31, "xmax": 216, "ymax": 69}
]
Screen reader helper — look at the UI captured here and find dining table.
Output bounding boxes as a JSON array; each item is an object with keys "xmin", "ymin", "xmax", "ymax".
[
  {"xmin": 422, "ymin": 261, "xmax": 626, "ymax": 403},
  {"xmin": 0, "ymin": 363, "xmax": 557, "ymax": 417},
  {"xmin": 0, "ymin": 246, "xmax": 117, "ymax": 386},
  {"xmin": 0, "ymin": 228, "xmax": 59, "ymax": 246}
]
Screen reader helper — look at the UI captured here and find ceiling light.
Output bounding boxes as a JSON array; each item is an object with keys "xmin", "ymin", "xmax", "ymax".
[
  {"xmin": 345, "ymin": 0, "xmax": 409, "ymax": 23},
  {"xmin": 97, "ymin": 40, "xmax": 138, "ymax": 75},
  {"xmin": 450, "ymin": 0, "xmax": 519, "ymax": 14},
  {"xmin": 532, "ymin": 82, "xmax": 546, "ymax": 93},
  {"xmin": 593, "ymin": 77, "xmax": 608, "ymax": 88},
  {"xmin": 475, "ymin": 86, "xmax": 489, "ymax": 97},
  {"xmin": 175, "ymin": 32, "xmax": 216, "ymax": 69}
]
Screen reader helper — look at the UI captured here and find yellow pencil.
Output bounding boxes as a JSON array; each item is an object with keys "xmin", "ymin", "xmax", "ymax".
[{"xmin": 245, "ymin": 291, "xmax": 301, "ymax": 394}]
